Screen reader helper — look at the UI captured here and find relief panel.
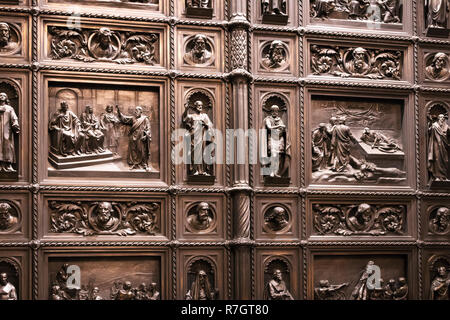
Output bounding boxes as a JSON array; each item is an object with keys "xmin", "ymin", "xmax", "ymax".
[
  {"xmin": 419, "ymin": 45, "xmax": 450, "ymax": 86},
  {"xmin": 255, "ymin": 195, "xmax": 299, "ymax": 241},
  {"xmin": 0, "ymin": 72, "xmax": 31, "ymax": 184},
  {"xmin": 306, "ymin": 88, "xmax": 414, "ymax": 189},
  {"xmin": 40, "ymin": 192, "xmax": 168, "ymax": 240},
  {"xmin": 308, "ymin": 249, "xmax": 415, "ymax": 300},
  {"xmin": 175, "ymin": 80, "xmax": 225, "ymax": 186},
  {"xmin": 254, "ymin": 85, "xmax": 300, "ymax": 187},
  {"xmin": 41, "ymin": 0, "xmax": 165, "ymax": 15},
  {"xmin": 307, "ymin": 0, "xmax": 411, "ymax": 34},
  {"xmin": 40, "ymin": 73, "xmax": 169, "ymax": 185},
  {"xmin": 253, "ymin": 33, "xmax": 298, "ymax": 77},
  {"xmin": 42, "ymin": 17, "xmax": 167, "ymax": 70},
  {"xmin": 255, "ymin": 248, "xmax": 301, "ymax": 300},
  {"xmin": 40, "ymin": 249, "xmax": 168, "ymax": 300},
  {"xmin": 0, "ymin": 14, "xmax": 29, "ymax": 64},
  {"xmin": 177, "ymin": 248, "xmax": 226, "ymax": 300},
  {"xmin": 253, "ymin": 0, "xmax": 298, "ymax": 27},
  {"xmin": 424, "ymin": 252, "xmax": 450, "ymax": 300},
  {"xmin": 176, "ymin": 194, "xmax": 226, "ymax": 241},
  {"xmin": 0, "ymin": 191, "xmax": 30, "ymax": 242},
  {"xmin": 176, "ymin": 0, "xmax": 225, "ymax": 20},
  {"xmin": 0, "ymin": 249, "xmax": 30, "ymax": 300},
  {"xmin": 307, "ymin": 196, "xmax": 416, "ymax": 240},
  {"xmin": 176, "ymin": 27, "xmax": 223, "ymax": 73},
  {"xmin": 422, "ymin": 198, "xmax": 450, "ymax": 241}
]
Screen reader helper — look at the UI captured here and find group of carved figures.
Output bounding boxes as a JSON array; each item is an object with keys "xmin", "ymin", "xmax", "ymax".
[
  {"xmin": 311, "ymin": 115, "xmax": 405, "ymax": 183},
  {"xmin": 315, "ymin": 261, "xmax": 408, "ymax": 300},
  {"xmin": 50, "ymin": 264, "xmax": 159, "ymax": 300},
  {"xmin": 49, "ymin": 102, "xmax": 152, "ymax": 171}
]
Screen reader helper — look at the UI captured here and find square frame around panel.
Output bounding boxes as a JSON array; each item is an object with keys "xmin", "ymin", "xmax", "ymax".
[{"xmin": 0, "ymin": 248, "xmax": 31, "ymax": 300}]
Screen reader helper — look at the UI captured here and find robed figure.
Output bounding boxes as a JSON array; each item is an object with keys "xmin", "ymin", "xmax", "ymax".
[
  {"xmin": 49, "ymin": 101, "xmax": 84, "ymax": 157},
  {"xmin": 426, "ymin": 0, "xmax": 449, "ymax": 28},
  {"xmin": 116, "ymin": 106, "xmax": 151, "ymax": 171},
  {"xmin": 430, "ymin": 266, "xmax": 450, "ymax": 300},
  {"xmin": 79, "ymin": 105, "xmax": 105, "ymax": 154},
  {"xmin": 185, "ymin": 270, "xmax": 216, "ymax": 300},
  {"xmin": 182, "ymin": 100, "xmax": 214, "ymax": 176},
  {"xmin": 331, "ymin": 117, "xmax": 357, "ymax": 172},
  {"xmin": 264, "ymin": 269, "xmax": 294, "ymax": 300},
  {"xmin": 100, "ymin": 105, "xmax": 120, "ymax": 155},
  {"xmin": 428, "ymin": 114, "xmax": 450, "ymax": 182},
  {"xmin": 312, "ymin": 123, "xmax": 330, "ymax": 171},
  {"xmin": 351, "ymin": 261, "xmax": 375, "ymax": 300},
  {"xmin": 0, "ymin": 92, "xmax": 19, "ymax": 172}
]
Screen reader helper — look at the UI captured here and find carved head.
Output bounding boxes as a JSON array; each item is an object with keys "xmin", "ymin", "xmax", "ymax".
[
  {"xmin": 123, "ymin": 281, "xmax": 132, "ymax": 291},
  {"xmin": 92, "ymin": 287, "xmax": 100, "ymax": 295},
  {"xmin": 433, "ymin": 53, "xmax": 447, "ymax": 71},
  {"xmin": 398, "ymin": 277, "xmax": 406, "ymax": 286},
  {"xmin": 338, "ymin": 116, "xmax": 346, "ymax": 125},
  {"xmin": 269, "ymin": 40, "xmax": 285, "ymax": 64},
  {"xmin": 60, "ymin": 101, "xmax": 69, "ymax": 112},
  {"xmin": 98, "ymin": 27, "xmax": 113, "ymax": 46},
  {"xmin": 266, "ymin": 206, "xmax": 288, "ymax": 230},
  {"xmin": 0, "ymin": 273, "xmax": 8, "ymax": 286},
  {"xmin": 198, "ymin": 270, "xmax": 207, "ymax": 285},
  {"xmin": 193, "ymin": 34, "xmax": 207, "ymax": 55},
  {"xmin": 197, "ymin": 202, "xmax": 210, "ymax": 223},
  {"xmin": 273, "ymin": 269, "xmax": 283, "ymax": 282},
  {"xmin": 357, "ymin": 203, "xmax": 372, "ymax": 223},
  {"xmin": 330, "ymin": 116, "xmax": 337, "ymax": 125},
  {"xmin": 194, "ymin": 100, "xmax": 203, "ymax": 113},
  {"xmin": 365, "ymin": 260, "xmax": 375, "ymax": 272},
  {"xmin": 319, "ymin": 280, "xmax": 330, "ymax": 288},
  {"xmin": 270, "ymin": 105, "xmax": 280, "ymax": 118},
  {"xmin": 388, "ymin": 278, "xmax": 396, "ymax": 288},
  {"xmin": 0, "ymin": 202, "xmax": 13, "ymax": 219},
  {"xmin": 0, "ymin": 22, "xmax": 10, "ymax": 45},
  {"xmin": 85, "ymin": 105, "xmax": 93, "ymax": 114},
  {"xmin": 134, "ymin": 106, "xmax": 143, "ymax": 118},
  {"xmin": 434, "ymin": 207, "xmax": 450, "ymax": 231},
  {"xmin": 106, "ymin": 105, "xmax": 113, "ymax": 113},
  {"xmin": 363, "ymin": 127, "xmax": 371, "ymax": 135},
  {"xmin": 319, "ymin": 123, "xmax": 327, "ymax": 132},
  {"xmin": 353, "ymin": 47, "xmax": 367, "ymax": 61},
  {"xmin": 96, "ymin": 202, "xmax": 113, "ymax": 224},
  {"xmin": 437, "ymin": 266, "xmax": 448, "ymax": 277},
  {"xmin": 0, "ymin": 92, "xmax": 8, "ymax": 104},
  {"xmin": 138, "ymin": 283, "xmax": 147, "ymax": 291},
  {"xmin": 438, "ymin": 114, "xmax": 446, "ymax": 124}
]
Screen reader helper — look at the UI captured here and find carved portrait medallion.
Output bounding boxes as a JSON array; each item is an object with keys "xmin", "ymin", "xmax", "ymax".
[
  {"xmin": 186, "ymin": 202, "xmax": 216, "ymax": 234},
  {"xmin": 0, "ymin": 22, "xmax": 20, "ymax": 56},
  {"xmin": 183, "ymin": 34, "xmax": 215, "ymax": 67},
  {"xmin": 260, "ymin": 40, "xmax": 289, "ymax": 71},
  {"xmin": 263, "ymin": 205, "xmax": 291, "ymax": 234},
  {"xmin": 425, "ymin": 52, "xmax": 450, "ymax": 81},
  {"xmin": 0, "ymin": 201, "xmax": 20, "ymax": 233}
]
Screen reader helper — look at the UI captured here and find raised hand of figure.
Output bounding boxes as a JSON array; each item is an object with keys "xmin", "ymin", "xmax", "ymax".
[{"xmin": 115, "ymin": 105, "xmax": 121, "ymax": 113}]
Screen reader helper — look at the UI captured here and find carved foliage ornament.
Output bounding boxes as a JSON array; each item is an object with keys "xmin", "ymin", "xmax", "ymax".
[
  {"xmin": 311, "ymin": 45, "xmax": 402, "ymax": 80},
  {"xmin": 50, "ymin": 200, "xmax": 160, "ymax": 236},
  {"xmin": 0, "ymin": 257, "xmax": 20, "ymax": 300},
  {"xmin": 310, "ymin": 0, "xmax": 402, "ymax": 23},
  {"xmin": 49, "ymin": 27, "xmax": 158, "ymax": 65},
  {"xmin": 313, "ymin": 203, "xmax": 406, "ymax": 236}
]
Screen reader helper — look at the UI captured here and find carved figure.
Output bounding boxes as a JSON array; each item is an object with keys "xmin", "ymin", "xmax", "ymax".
[
  {"xmin": 186, "ymin": 0, "xmax": 210, "ymax": 8},
  {"xmin": 331, "ymin": 116, "xmax": 358, "ymax": 172},
  {"xmin": 94, "ymin": 202, "xmax": 119, "ymax": 231},
  {"xmin": 0, "ymin": 272, "xmax": 16, "ymax": 300},
  {"xmin": 426, "ymin": 0, "xmax": 449, "ymax": 28},
  {"xmin": 262, "ymin": 40, "xmax": 287, "ymax": 69},
  {"xmin": 0, "ymin": 92, "xmax": 19, "ymax": 172},
  {"xmin": 426, "ymin": 52, "xmax": 449, "ymax": 80},
  {"xmin": 0, "ymin": 22, "xmax": 18, "ymax": 53},
  {"xmin": 184, "ymin": 34, "xmax": 212, "ymax": 65},
  {"xmin": 90, "ymin": 28, "xmax": 119, "ymax": 60},
  {"xmin": 428, "ymin": 114, "xmax": 450, "ymax": 182},
  {"xmin": 348, "ymin": 0, "xmax": 370, "ymax": 20},
  {"xmin": 263, "ymin": 105, "xmax": 290, "ymax": 178},
  {"xmin": 360, "ymin": 127, "xmax": 401, "ymax": 153},
  {"xmin": 264, "ymin": 269, "xmax": 294, "ymax": 300},
  {"xmin": 79, "ymin": 105, "xmax": 105, "ymax": 154},
  {"xmin": 430, "ymin": 265, "xmax": 450, "ymax": 300},
  {"xmin": 0, "ymin": 202, "xmax": 18, "ymax": 230},
  {"xmin": 182, "ymin": 100, "xmax": 214, "ymax": 177},
  {"xmin": 312, "ymin": 123, "xmax": 330, "ymax": 171},
  {"xmin": 264, "ymin": 206, "xmax": 289, "ymax": 232},
  {"xmin": 311, "ymin": 0, "xmax": 336, "ymax": 19},
  {"xmin": 187, "ymin": 202, "xmax": 213, "ymax": 231},
  {"xmin": 49, "ymin": 101, "xmax": 84, "ymax": 157},
  {"xmin": 117, "ymin": 106, "xmax": 152, "ymax": 171},
  {"xmin": 351, "ymin": 261, "xmax": 375, "ymax": 300},
  {"xmin": 262, "ymin": 0, "xmax": 287, "ymax": 15},
  {"xmin": 430, "ymin": 207, "xmax": 450, "ymax": 234},
  {"xmin": 100, "ymin": 105, "xmax": 120, "ymax": 155},
  {"xmin": 185, "ymin": 270, "xmax": 216, "ymax": 300},
  {"xmin": 314, "ymin": 280, "xmax": 348, "ymax": 300}
]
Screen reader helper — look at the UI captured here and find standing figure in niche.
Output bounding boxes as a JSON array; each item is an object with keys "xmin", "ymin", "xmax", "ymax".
[
  {"xmin": 428, "ymin": 114, "xmax": 450, "ymax": 182},
  {"xmin": 49, "ymin": 101, "xmax": 85, "ymax": 157},
  {"xmin": 185, "ymin": 270, "xmax": 216, "ymax": 300},
  {"xmin": 312, "ymin": 123, "xmax": 330, "ymax": 171},
  {"xmin": 100, "ymin": 105, "xmax": 120, "ymax": 155},
  {"xmin": 426, "ymin": 0, "xmax": 449, "ymax": 28},
  {"xmin": 263, "ymin": 105, "xmax": 290, "ymax": 178},
  {"xmin": 264, "ymin": 269, "xmax": 294, "ymax": 300},
  {"xmin": 79, "ymin": 105, "xmax": 105, "ymax": 154},
  {"xmin": 0, "ymin": 273, "xmax": 16, "ymax": 300},
  {"xmin": 0, "ymin": 92, "xmax": 19, "ymax": 172},
  {"xmin": 430, "ymin": 265, "xmax": 450, "ymax": 300},
  {"xmin": 331, "ymin": 116, "xmax": 357, "ymax": 172},
  {"xmin": 187, "ymin": 0, "xmax": 210, "ymax": 8},
  {"xmin": 262, "ymin": 0, "xmax": 287, "ymax": 15},
  {"xmin": 182, "ymin": 100, "xmax": 214, "ymax": 176},
  {"xmin": 116, "ymin": 105, "xmax": 152, "ymax": 171}
]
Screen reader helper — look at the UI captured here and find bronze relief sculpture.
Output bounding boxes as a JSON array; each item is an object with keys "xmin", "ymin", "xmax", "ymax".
[
  {"xmin": 0, "ymin": 202, "xmax": 19, "ymax": 232},
  {"xmin": 261, "ymin": 40, "xmax": 289, "ymax": 71},
  {"xmin": 0, "ymin": 92, "xmax": 19, "ymax": 173},
  {"xmin": 314, "ymin": 280, "xmax": 348, "ymax": 300},
  {"xmin": 263, "ymin": 206, "xmax": 290, "ymax": 234},
  {"xmin": 425, "ymin": 52, "xmax": 449, "ymax": 81},
  {"xmin": 264, "ymin": 269, "xmax": 294, "ymax": 300},
  {"xmin": 261, "ymin": 0, "xmax": 289, "ymax": 24},
  {"xmin": 0, "ymin": 22, "xmax": 20, "ymax": 55},
  {"xmin": 429, "ymin": 206, "xmax": 450, "ymax": 235},
  {"xmin": 429, "ymin": 256, "xmax": 450, "ymax": 300},
  {"xmin": 50, "ymin": 200, "xmax": 160, "ymax": 236},
  {"xmin": 427, "ymin": 106, "xmax": 450, "ymax": 184},
  {"xmin": 313, "ymin": 203, "xmax": 405, "ymax": 236},
  {"xmin": 186, "ymin": 202, "xmax": 215, "ymax": 234},
  {"xmin": 0, "ymin": 272, "xmax": 17, "ymax": 300},
  {"xmin": 311, "ymin": 45, "xmax": 402, "ymax": 80},
  {"xmin": 50, "ymin": 26, "xmax": 159, "ymax": 65},
  {"xmin": 185, "ymin": 0, "xmax": 213, "ymax": 18},
  {"xmin": 183, "ymin": 34, "xmax": 215, "ymax": 67}
]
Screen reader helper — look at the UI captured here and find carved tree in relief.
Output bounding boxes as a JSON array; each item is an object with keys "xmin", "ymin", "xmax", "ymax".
[
  {"xmin": 50, "ymin": 201, "xmax": 160, "ymax": 236},
  {"xmin": 50, "ymin": 26, "xmax": 158, "ymax": 65}
]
